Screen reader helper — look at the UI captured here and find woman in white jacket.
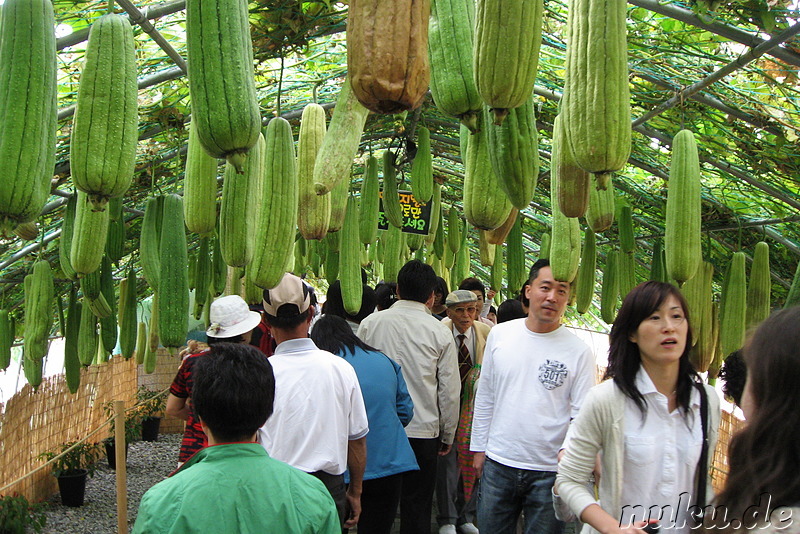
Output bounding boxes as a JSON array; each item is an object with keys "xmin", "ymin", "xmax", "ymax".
[{"xmin": 556, "ymin": 281, "xmax": 720, "ymax": 534}]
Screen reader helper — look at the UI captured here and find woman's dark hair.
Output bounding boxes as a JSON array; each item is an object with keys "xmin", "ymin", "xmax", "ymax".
[
  {"xmin": 193, "ymin": 342, "xmax": 275, "ymax": 442},
  {"xmin": 605, "ymin": 280, "xmax": 698, "ymax": 417},
  {"xmin": 712, "ymin": 307, "xmax": 800, "ymax": 527},
  {"xmin": 434, "ymin": 277, "xmax": 449, "ymax": 300},
  {"xmin": 310, "ymin": 314, "xmax": 379, "ymax": 356},
  {"xmin": 374, "ymin": 282, "xmax": 398, "ymax": 311},
  {"xmin": 497, "ymin": 299, "xmax": 527, "ymax": 323},
  {"xmin": 458, "ymin": 277, "xmax": 485, "ymax": 298},
  {"xmin": 323, "ymin": 280, "xmax": 377, "ymax": 324},
  {"xmin": 207, "ymin": 334, "xmax": 245, "ymax": 345},
  {"xmin": 718, "ymin": 350, "xmax": 747, "ymax": 406}
]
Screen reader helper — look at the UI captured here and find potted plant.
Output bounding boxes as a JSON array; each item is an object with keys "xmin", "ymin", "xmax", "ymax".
[
  {"xmin": 0, "ymin": 493, "xmax": 46, "ymax": 533},
  {"xmin": 39, "ymin": 441, "xmax": 100, "ymax": 507},
  {"xmin": 102, "ymin": 402, "xmax": 141, "ymax": 470},
  {"xmin": 136, "ymin": 386, "xmax": 166, "ymax": 442}
]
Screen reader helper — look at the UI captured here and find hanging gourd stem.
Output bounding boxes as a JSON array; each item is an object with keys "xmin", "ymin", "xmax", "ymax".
[
  {"xmin": 107, "ymin": 0, "xmax": 116, "ymax": 14},
  {"xmin": 276, "ymin": 53, "xmax": 285, "ymax": 118},
  {"xmin": 312, "ymin": 80, "xmax": 322, "ymax": 104}
]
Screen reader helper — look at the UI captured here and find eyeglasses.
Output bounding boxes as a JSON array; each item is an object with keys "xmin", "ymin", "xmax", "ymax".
[{"xmin": 452, "ymin": 306, "xmax": 478, "ymax": 314}]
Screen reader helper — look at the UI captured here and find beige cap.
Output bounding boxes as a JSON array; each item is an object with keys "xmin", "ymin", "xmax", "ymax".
[
  {"xmin": 445, "ymin": 290, "xmax": 479, "ymax": 307},
  {"xmin": 262, "ymin": 273, "xmax": 312, "ymax": 317}
]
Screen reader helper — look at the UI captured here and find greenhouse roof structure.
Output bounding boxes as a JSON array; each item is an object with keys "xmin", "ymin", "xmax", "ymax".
[{"xmin": 1, "ymin": 0, "xmax": 800, "ymax": 330}]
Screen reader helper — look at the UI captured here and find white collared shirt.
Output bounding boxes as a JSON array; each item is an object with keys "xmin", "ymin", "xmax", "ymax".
[
  {"xmin": 258, "ymin": 338, "xmax": 369, "ymax": 475},
  {"xmin": 618, "ymin": 367, "xmax": 702, "ymax": 533}
]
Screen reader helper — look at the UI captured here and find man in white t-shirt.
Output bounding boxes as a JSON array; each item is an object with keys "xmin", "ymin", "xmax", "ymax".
[
  {"xmin": 257, "ymin": 273, "xmax": 369, "ymax": 530},
  {"xmin": 470, "ymin": 259, "xmax": 596, "ymax": 534}
]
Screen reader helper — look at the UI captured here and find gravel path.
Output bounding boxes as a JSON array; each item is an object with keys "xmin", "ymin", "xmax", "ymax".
[{"xmin": 42, "ymin": 433, "xmax": 181, "ymax": 533}]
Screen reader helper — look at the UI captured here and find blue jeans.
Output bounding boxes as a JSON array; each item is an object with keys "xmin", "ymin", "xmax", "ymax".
[{"xmin": 477, "ymin": 457, "xmax": 565, "ymax": 534}]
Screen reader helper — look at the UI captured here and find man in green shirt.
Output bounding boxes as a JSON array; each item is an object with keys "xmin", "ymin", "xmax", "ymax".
[{"xmin": 133, "ymin": 343, "xmax": 339, "ymax": 534}]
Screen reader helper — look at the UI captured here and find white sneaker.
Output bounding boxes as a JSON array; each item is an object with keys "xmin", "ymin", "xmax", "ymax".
[
  {"xmin": 458, "ymin": 523, "xmax": 480, "ymax": 534},
  {"xmin": 439, "ymin": 525, "xmax": 457, "ymax": 534}
]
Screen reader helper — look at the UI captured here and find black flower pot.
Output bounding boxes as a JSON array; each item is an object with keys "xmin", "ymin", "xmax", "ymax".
[
  {"xmin": 104, "ymin": 439, "xmax": 129, "ymax": 470},
  {"xmin": 141, "ymin": 416, "xmax": 162, "ymax": 442},
  {"xmin": 56, "ymin": 469, "xmax": 88, "ymax": 507}
]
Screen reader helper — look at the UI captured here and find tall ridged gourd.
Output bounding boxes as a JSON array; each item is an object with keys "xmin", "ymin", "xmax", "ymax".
[
  {"xmin": 474, "ymin": 0, "xmax": 543, "ymax": 124},
  {"xmin": 313, "ymin": 77, "xmax": 369, "ymax": 195},
  {"xmin": 575, "ymin": 228, "xmax": 596, "ymax": 314},
  {"xmin": 298, "ymin": 103, "xmax": 330, "ymax": 240},
  {"xmin": 785, "ymin": 260, "xmax": 800, "ymax": 308},
  {"xmin": 140, "ymin": 196, "xmax": 163, "ymax": 291},
  {"xmin": 220, "ymin": 132, "xmax": 265, "ymax": 267},
  {"xmin": 0, "ymin": 310, "xmax": 13, "ymax": 371},
  {"xmin": 720, "ymin": 252, "xmax": 746, "ymax": 356},
  {"xmin": 486, "ymin": 208, "xmax": 518, "ymax": 245},
  {"xmin": 183, "ymin": 122, "xmax": 219, "ymax": 236},
  {"xmin": 410, "ymin": 126, "xmax": 434, "ymax": 203},
  {"xmin": 347, "ymin": 0, "xmax": 430, "ymax": 113},
  {"xmin": 250, "ymin": 117, "xmax": 298, "ymax": 289},
  {"xmin": 562, "ymin": 0, "xmax": 630, "ymax": 179},
  {"xmin": 382, "ymin": 150, "xmax": 404, "ymax": 229},
  {"xmin": 428, "ymin": 0, "xmax": 481, "ymax": 131},
  {"xmin": 601, "ymin": 250, "xmax": 619, "ymax": 324},
  {"xmin": 70, "ymin": 190, "xmax": 110, "ymax": 275},
  {"xmin": 549, "ymin": 163, "xmax": 581, "ymax": 283},
  {"xmin": 118, "ymin": 266, "xmax": 138, "ymax": 359},
  {"xmin": 70, "ymin": 13, "xmax": 138, "ymax": 210},
  {"xmin": 328, "ymin": 173, "xmax": 349, "ymax": 233},
  {"xmin": 186, "ymin": 0, "xmax": 260, "ymax": 172},
  {"xmin": 24, "ymin": 260, "xmax": 54, "ymax": 364},
  {"xmin": 0, "ymin": 0, "xmax": 57, "ymax": 234},
  {"xmin": 506, "ymin": 215, "xmax": 526, "ymax": 297},
  {"xmin": 64, "ymin": 286, "xmax": 81, "ymax": 393},
  {"xmin": 553, "ymin": 114, "xmax": 590, "ymax": 218},
  {"xmin": 461, "ymin": 118, "xmax": 513, "ymax": 230},
  {"xmin": 746, "ymin": 241, "xmax": 770, "ymax": 328},
  {"xmin": 158, "ymin": 194, "xmax": 190, "ymax": 349},
  {"xmin": 59, "ymin": 194, "xmax": 79, "ymax": 281},
  {"xmin": 341, "ymin": 196, "xmax": 364, "ymax": 315},
  {"xmin": 359, "ymin": 155, "xmax": 380, "ymax": 245},
  {"xmin": 485, "ymin": 99, "xmax": 539, "ymax": 209},
  {"xmin": 665, "ymin": 130, "xmax": 702, "ymax": 286},
  {"xmin": 586, "ymin": 175, "xmax": 615, "ymax": 232},
  {"xmin": 425, "ymin": 182, "xmax": 442, "ymax": 245}
]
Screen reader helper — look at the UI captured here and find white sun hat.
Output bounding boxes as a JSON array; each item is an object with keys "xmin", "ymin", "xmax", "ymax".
[{"xmin": 205, "ymin": 295, "xmax": 262, "ymax": 339}]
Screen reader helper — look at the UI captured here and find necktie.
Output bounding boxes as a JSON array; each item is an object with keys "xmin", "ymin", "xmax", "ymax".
[{"xmin": 457, "ymin": 334, "xmax": 471, "ymax": 384}]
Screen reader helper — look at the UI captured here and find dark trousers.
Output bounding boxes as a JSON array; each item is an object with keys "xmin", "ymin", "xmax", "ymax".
[
  {"xmin": 356, "ymin": 473, "xmax": 404, "ymax": 534},
  {"xmin": 400, "ymin": 437, "xmax": 440, "ymax": 534},
  {"xmin": 310, "ymin": 470, "xmax": 347, "ymax": 527}
]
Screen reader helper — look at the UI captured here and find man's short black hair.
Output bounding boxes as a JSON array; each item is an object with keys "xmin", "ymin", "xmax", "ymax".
[
  {"xmin": 264, "ymin": 308, "xmax": 311, "ymax": 330},
  {"xmin": 527, "ymin": 258, "xmax": 550, "ymax": 285},
  {"xmin": 397, "ymin": 260, "xmax": 437, "ymax": 303},
  {"xmin": 192, "ymin": 342, "xmax": 275, "ymax": 443},
  {"xmin": 458, "ymin": 277, "xmax": 486, "ymax": 298}
]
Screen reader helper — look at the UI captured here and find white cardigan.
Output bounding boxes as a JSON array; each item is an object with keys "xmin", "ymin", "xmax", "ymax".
[{"xmin": 556, "ymin": 379, "xmax": 720, "ymax": 534}]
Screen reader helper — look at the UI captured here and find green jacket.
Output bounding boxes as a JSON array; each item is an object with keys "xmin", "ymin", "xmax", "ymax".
[{"xmin": 133, "ymin": 442, "xmax": 340, "ymax": 533}]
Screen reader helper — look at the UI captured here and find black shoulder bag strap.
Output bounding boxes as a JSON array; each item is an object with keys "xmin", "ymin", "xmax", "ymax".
[{"xmin": 694, "ymin": 381, "xmax": 710, "ymax": 511}]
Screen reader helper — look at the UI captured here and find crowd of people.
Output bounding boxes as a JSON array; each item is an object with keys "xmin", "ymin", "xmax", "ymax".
[{"xmin": 131, "ymin": 258, "xmax": 800, "ymax": 534}]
